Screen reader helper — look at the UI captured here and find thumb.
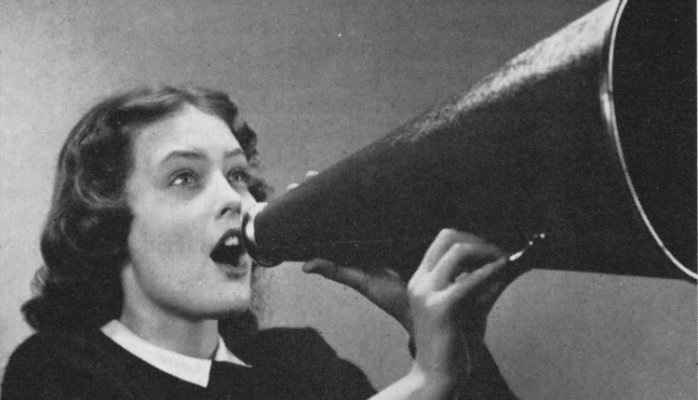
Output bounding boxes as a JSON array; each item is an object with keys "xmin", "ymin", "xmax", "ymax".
[{"xmin": 302, "ymin": 259, "xmax": 370, "ymax": 293}]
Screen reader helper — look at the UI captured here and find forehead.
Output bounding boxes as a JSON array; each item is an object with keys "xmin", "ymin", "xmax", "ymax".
[{"xmin": 132, "ymin": 105, "xmax": 243, "ymax": 166}]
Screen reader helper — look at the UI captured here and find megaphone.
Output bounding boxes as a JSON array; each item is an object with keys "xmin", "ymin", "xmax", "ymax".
[{"xmin": 242, "ymin": 0, "xmax": 696, "ymax": 281}]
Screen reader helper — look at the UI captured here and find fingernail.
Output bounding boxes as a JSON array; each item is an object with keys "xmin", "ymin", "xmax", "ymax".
[{"xmin": 302, "ymin": 263, "xmax": 316, "ymax": 273}]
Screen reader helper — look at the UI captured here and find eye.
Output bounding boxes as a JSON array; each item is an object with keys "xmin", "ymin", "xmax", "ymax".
[
  {"xmin": 227, "ymin": 169, "xmax": 251, "ymax": 187},
  {"xmin": 169, "ymin": 170, "xmax": 198, "ymax": 187}
]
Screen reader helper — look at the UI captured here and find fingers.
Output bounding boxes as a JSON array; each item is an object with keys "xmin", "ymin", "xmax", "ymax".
[
  {"xmin": 458, "ymin": 246, "xmax": 537, "ymax": 309},
  {"xmin": 410, "ymin": 228, "xmax": 526, "ymax": 321},
  {"xmin": 449, "ymin": 256, "xmax": 508, "ymax": 302},
  {"xmin": 451, "ymin": 253, "xmax": 535, "ymax": 324},
  {"xmin": 414, "ymin": 229, "xmax": 490, "ymax": 280},
  {"xmin": 430, "ymin": 241, "xmax": 503, "ymax": 289},
  {"xmin": 413, "ymin": 229, "xmax": 503, "ymax": 287},
  {"xmin": 304, "ymin": 259, "xmax": 412, "ymax": 331},
  {"xmin": 302, "ymin": 259, "xmax": 370, "ymax": 294}
]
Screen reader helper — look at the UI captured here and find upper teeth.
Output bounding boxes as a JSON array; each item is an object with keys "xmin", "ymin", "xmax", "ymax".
[{"xmin": 225, "ymin": 236, "xmax": 239, "ymax": 247}]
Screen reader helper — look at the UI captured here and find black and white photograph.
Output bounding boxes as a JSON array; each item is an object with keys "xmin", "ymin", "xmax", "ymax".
[{"xmin": 0, "ymin": 1, "xmax": 695, "ymax": 399}]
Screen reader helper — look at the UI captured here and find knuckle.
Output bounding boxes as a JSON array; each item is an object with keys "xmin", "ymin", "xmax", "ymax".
[
  {"xmin": 450, "ymin": 241, "xmax": 474, "ymax": 256},
  {"xmin": 437, "ymin": 228, "xmax": 460, "ymax": 243},
  {"xmin": 407, "ymin": 281, "xmax": 428, "ymax": 299},
  {"xmin": 436, "ymin": 229, "xmax": 482, "ymax": 251},
  {"xmin": 406, "ymin": 280, "xmax": 420, "ymax": 296}
]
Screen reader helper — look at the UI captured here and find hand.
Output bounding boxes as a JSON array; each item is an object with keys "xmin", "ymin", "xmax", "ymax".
[
  {"xmin": 305, "ymin": 228, "xmax": 529, "ymax": 399},
  {"xmin": 406, "ymin": 229, "xmax": 524, "ymax": 389},
  {"xmin": 302, "ymin": 229, "xmax": 528, "ymax": 341},
  {"xmin": 302, "ymin": 259, "xmax": 412, "ymax": 332}
]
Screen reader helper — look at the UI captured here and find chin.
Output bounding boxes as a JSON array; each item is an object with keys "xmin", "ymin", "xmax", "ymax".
[
  {"xmin": 208, "ymin": 305, "xmax": 251, "ymax": 320},
  {"xmin": 211, "ymin": 295, "xmax": 252, "ymax": 318}
]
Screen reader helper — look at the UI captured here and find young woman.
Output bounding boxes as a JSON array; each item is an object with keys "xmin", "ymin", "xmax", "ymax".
[{"xmin": 2, "ymin": 86, "xmax": 520, "ymax": 399}]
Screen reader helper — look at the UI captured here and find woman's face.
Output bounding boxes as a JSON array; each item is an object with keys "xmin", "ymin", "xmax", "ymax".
[{"xmin": 121, "ymin": 105, "xmax": 257, "ymax": 322}]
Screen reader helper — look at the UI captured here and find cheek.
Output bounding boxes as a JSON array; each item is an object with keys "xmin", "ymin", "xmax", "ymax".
[{"xmin": 127, "ymin": 209, "xmax": 205, "ymax": 276}]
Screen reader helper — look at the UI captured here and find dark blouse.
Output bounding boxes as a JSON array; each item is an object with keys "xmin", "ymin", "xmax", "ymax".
[
  {"xmin": 2, "ymin": 327, "xmax": 518, "ymax": 400},
  {"xmin": 1, "ymin": 327, "xmax": 375, "ymax": 400}
]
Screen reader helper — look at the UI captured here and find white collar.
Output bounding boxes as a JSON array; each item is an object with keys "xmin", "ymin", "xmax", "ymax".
[{"xmin": 101, "ymin": 319, "xmax": 250, "ymax": 388}]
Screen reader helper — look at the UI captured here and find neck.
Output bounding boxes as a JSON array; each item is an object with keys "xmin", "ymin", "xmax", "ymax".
[{"xmin": 119, "ymin": 306, "xmax": 220, "ymax": 359}]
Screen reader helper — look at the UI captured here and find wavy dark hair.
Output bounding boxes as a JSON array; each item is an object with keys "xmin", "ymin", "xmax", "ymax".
[{"xmin": 22, "ymin": 85, "xmax": 270, "ymax": 340}]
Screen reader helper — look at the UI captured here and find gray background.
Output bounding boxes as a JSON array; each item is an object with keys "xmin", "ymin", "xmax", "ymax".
[{"xmin": 0, "ymin": 1, "xmax": 695, "ymax": 398}]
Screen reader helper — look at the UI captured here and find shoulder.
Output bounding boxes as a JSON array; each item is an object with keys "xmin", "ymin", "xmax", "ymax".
[
  {"xmin": 240, "ymin": 327, "xmax": 376, "ymax": 400},
  {"xmin": 2, "ymin": 330, "xmax": 166, "ymax": 400},
  {"xmin": 4, "ymin": 329, "xmax": 122, "ymax": 368},
  {"xmin": 2, "ymin": 331, "xmax": 116, "ymax": 399},
  {"xmin": 4, "ymin": 331, "xmax": 88, "ymax": 374}
]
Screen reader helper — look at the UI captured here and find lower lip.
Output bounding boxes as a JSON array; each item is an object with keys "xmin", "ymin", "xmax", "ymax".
[{"xmin": 214, "ymin": 257, "xmax": 249, "ymax": 278}]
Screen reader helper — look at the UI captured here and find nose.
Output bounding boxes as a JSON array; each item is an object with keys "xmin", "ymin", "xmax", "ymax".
[{"xmin": 212, "ymin": 174, "xmax": 242, "ymax": 220}]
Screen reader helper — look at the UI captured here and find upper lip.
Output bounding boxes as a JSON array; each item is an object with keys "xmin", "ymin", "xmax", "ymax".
[
  {"xmin": 213, "ymin": 228, "xmax": 242, "ymax": 248},
  {"xmin": 210, "ymin": 228, "xmax": 244, "ymax": 264}
]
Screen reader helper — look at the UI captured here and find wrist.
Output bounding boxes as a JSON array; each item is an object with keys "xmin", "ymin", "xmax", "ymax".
[
  {"xmin": 407, "ymin": 362, "xmax": 457, "ymax": 399},
  {"xmin": 411, "ymin": 329, "xmax": 478, "ymax": 386}
]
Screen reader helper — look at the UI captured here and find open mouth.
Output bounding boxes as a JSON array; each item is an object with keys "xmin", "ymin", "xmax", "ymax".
[{"xmin": 210, "ymin": 229, "xmax": 245, "ymax": 266}]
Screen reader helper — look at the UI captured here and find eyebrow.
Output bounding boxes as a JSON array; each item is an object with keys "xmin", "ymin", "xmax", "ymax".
[{"xmin": 159, "ymin": 148, "xmax": 245, "ymax": 165}]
